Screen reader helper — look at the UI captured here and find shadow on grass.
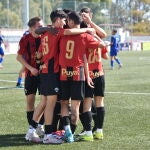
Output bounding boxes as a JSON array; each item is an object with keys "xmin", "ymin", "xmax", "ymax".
[{"xmin": 0, "ymin": 134, "xmax": 35, "ymax": 147}]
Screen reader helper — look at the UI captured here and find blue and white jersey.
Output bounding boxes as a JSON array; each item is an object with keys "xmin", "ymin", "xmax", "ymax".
[{"xmin": 110, "ymin": 34, "xmax": 120, "ymax": 52}]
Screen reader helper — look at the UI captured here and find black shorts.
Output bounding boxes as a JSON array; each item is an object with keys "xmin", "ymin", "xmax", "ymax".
[
  {"xmin": 40, "ymin": 73, "xmax": 60, "ymax": 96},
  {"xmin": 60, "ymin": 80, "xmax": 85, "ymax": 101},
  {"xmin": 24, "ymin": 75, "xmax": 40, "ymax": 95},
  {"xmin": 85, "ymin": 75, "xmax": 105, "ymax": 98}
]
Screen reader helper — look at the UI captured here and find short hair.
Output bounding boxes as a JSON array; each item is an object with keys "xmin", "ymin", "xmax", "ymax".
[
  {"xmin": 50, "ymin": 10, "xmax": 67, "ymax": 23},
  {"xmin": 28, "ymin": 17, "xmax": 41, "ymax": 27},
  {"xmin": 80, "ymin": 7, "xmax": 92, "ymax": 14},
  {"xmin": 68, "ymin": 11, "xmax": 82, "ymax": 25},
  {"xmin": 112, "ymin": 29, "xmax": 117, "ymax": 33}
]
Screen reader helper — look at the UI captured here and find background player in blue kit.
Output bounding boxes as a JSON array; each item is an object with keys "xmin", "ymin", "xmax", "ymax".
[{"xmin": 110, "ymin": 29, "xmax": 122, "ymax": 70}]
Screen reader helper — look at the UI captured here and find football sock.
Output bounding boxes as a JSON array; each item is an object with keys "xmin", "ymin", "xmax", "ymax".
[
  {"xmin": 96, "ymin": 107, "xmax": 105, "ymax": 129},
  {"xmin": 115, "ymin": 58, "xmax": 121, "ymax": 65},
  {"xmin": 111, "ymin": 60, "xmax": 114, "ymax": 68},
  {"xmin": 62, "ymin": 116, "xmax": 70, "ymax": 130},
  {"xmin": 45, "ymin": 125, "xmax": 53, "ymax": 134},
  {"xmin": 39, "ymin": 114, "xmax": 44, "ymax": 125},
  {"xmin": 31, "ymin": 120, "xmax": 38, "ymax": 129},
  {"xmin": 17, "ymin": 77, "xmax": 23, "ymax": 85},
  {"xmin": 82, "ymin": 111, "xmax": 92, "ymax": 131},
  {"xmin": 70, "ymin": 124, "xmax": 77, "ymax": 134},
  {"xmin": 58, "ymin": 117, "xmax": 64, "ymax": 130},
  {"xmin": 27, "ymin": 111, "xmax": 34, "ymax": 126}
]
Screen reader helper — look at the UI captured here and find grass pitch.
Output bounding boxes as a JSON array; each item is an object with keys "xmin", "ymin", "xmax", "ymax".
[{"xmin": 0, "ymin": 51, "xmax": 150, "ymax": 150}]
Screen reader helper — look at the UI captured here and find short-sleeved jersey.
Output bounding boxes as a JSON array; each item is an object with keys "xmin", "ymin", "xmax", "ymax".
[
  {"xmin": 17, "ymin": 33, "xmax": 41, "ymax": 76},
  {"xmin": 39, "ymin": 28, "xmax": 64, "ymax": 74},
  {"xmin": 59, "ymin": 33, "xmax": 100, "ymax": 81},
  {"xmin": 110, "ymin": 34, "xmax": 120, "ymax": 52},
  {"xmin": 87, "ymin": 47, "xmax": 107, "ymax": 79}
]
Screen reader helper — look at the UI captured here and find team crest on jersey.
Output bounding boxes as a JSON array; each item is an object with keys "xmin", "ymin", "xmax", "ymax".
[{"xmin": 54, "ymin": 87, "xmax": 59, "ymax": 93}]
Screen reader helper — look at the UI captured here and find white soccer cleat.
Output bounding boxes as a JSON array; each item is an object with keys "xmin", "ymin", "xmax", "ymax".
[
  {"xmin": 36, "ymin": 125, "xmax": 44, "ymax": 137},
  {"xmin": 25, "ymin": 126, "xmax": 34, "ymax": 141},
  {"xmin": 43, "ymin": 134, "xmax": 64, "ymax": 144},
  {"xmin": 25, "ymin": 127, "xmax": 43, "ymax": 143}
]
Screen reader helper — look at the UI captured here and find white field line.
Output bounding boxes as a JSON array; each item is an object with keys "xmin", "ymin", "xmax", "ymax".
[
  {"xmin": 106, "ymin": 91, "xmax": 150, "ymax": 95},
  {"xmin": 0, "ymin": 80, "xmax": 24, "ymax": 83}
]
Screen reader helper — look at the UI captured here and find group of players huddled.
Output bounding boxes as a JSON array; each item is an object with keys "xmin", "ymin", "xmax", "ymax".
[{"xmin": 16, "ymin": 7, "xmax": 109, "ymax": 144}]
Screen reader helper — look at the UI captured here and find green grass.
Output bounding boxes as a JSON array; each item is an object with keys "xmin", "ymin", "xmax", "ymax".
[{"xmin": 0, "ymin": 51, "xmax": 150, "ymax": 150}]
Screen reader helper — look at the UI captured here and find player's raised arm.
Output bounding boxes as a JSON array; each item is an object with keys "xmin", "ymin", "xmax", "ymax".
[
  {"xmin": 81, "ymin": 12, "xmax": 107, "ymax": 38},
  {"xmin": 35, "ymin": 26, "xmax": 58, "ymax": 35}
]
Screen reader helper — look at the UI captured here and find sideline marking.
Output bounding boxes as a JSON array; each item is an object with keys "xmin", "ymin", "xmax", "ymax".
[{"xmin": 106, "ymin": 91, "xmax": 150, "ymax": 95}]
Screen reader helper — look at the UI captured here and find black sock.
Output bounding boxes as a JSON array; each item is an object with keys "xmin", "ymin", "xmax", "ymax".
[
  {"xmin": 58, "ymin": 117, "xmax": 64, "ymax": 130},
  {"xmin": 70, "ymin": 124, "xmax": 77, "ymax": 134},
  {"xmin": 45, "ymin": 125, "xmax": 53, "ymax": 134},
  {"xmin": 52, "ymin": 114, "xmax": 60, "ymax": 132},
  {"xmin": 82, "ymin": 111, "xmax": 92, "ymax": 131},
  {"xmin": 31, "ymin": 120, "xmax": 38, "ymax": 129},
  {"xmin": 79, "ymin": 113, "xmax": 85, "ymax": 131},
  {"xmin": 39, "ymin": 114, "xmax": 44, "ymax": 125},
  {"xmin": 96, "ymin": 107, "xmax": 105, "ymax": 129},
  {"xmin": 92, "ymin": 114, "xmax": 97, "ymax": 132},
  {"xmin": 91, "ymin": 101, "xmax": 97, "ymax": 132},
  {"xmin": 62, "ymin": 116, "xmax": 70, "ymax": 127},
  {"xmin": 27, "ymin": 111, "xmax": 34, "ymax": 126}
]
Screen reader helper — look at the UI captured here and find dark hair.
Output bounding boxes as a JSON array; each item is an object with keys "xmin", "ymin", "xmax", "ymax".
[
  {"xmin": 50, "ymin": 10, "xmax": 67, "ymax": 23},
  {"xmin": 28, "ymin": 17, "xmax": 41, "ymax": 27},
  {"xmin": 68, "ymin": 11, "xmax": 82, "ymax": 25},
  {"xmin": 80, "ymin": 7, "xmax": 92, "ymax": 14},
  {"xmin": 63, "ymin": 9, "xmax": 72, "ymax": 15},
  {"xmin": 112, "ymin": 29, "xmax": 117, "ymax": 33}
]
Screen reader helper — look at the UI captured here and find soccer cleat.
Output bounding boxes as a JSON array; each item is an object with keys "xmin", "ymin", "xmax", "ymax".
[
  {"xmin": 16, "ymin": 83, "xmax": 24, "ymax": 88},
  {"xmin": 64, "ymin": 129, "xmax": 74, "ymax": 143},
  {"xmin": 25, "ymin": 126, "xmax": 34, "ymax": 141},
  {"xmin": 43, "ymin": 134, "xmax": 64, "ymax": 144},
  {"xmin": 93, "ymin": 131, "xmax": 103, "ymax": 140},
  {"xmin": 25, "ymin": 127, "xmax": 43, "ymax": 143},
  {"xmin": 31, "ymin": 130, "xmax": 43, "ymax": 143},
  {"xmin": 78, "ymin": 130, "xmax": 86, "ymax": 136},
  {"xmin": 80, "ymin": 134, "xmax": 94, "ymax": 142},
  {"xmin": 118, "ymin": 64, "xmax": 123, "ymax": 69},
  {"xmin": 36, "ymin": 125, "xmax": 44, "ymax": 137}
]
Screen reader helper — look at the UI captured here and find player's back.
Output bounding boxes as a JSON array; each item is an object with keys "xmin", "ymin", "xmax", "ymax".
[{"xmin": 59, "ymin": 32, "xmax": 100, "ymax": 67}]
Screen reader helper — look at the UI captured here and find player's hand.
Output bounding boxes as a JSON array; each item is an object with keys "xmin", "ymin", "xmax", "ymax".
[
  {"xmin": 86, "ymin": 28, "xmax": 96, "ymax": 35},
  {"xmin": 87, "ymin": 77, "xmax": 94, "ymax": 88},
  {"xmin": 81, "ymin": 12, "xmax": 91, "ymax": 24},
  {"xmin": 30, "ymin": 67, "xmax": 39, "ymax": 76}
]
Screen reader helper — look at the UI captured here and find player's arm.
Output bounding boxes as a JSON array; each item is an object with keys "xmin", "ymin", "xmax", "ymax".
[
  {"xmin": 35, "ymin": 26, "xmax": 58, "ymax": 35},
  {"xmin": 63, "ymin": 28, "xmax": 96, "ymax": 35},
  {"xmin": 81, "ymin": 12, "xmax": 107, "ymax": 38},
  {"xmin": 83, "ymin": 54, "xmax": 94, "ymax": 88},
  {"xmin": 16, "ymin": 54, "xmax": 39, "ymax": 76}
]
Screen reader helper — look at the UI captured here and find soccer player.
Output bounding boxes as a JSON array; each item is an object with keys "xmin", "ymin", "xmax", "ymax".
[
  {"xmin": 0, "ymin": 30, "xmax": 5, "ymax": 68},
  {"xmin": 16, "ymin": 17, "xmax": 44, "ymax": 141},
  {"xmin": 16, "ymin": 30, "xmax": 29, "ymax": 88},
  {"xmin": 59, "ymin": 10, "xmax": 106, "ymax": 143},
  {"xmin": 78, "ymin": 7, "xmax": 108, "ymax": 141},
  {"xmin": 110, "ymin": 29, "xmax": 122, "ymax": 70}
]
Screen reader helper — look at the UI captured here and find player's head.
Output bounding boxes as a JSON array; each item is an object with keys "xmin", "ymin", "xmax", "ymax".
[
  {"xmin": 67, "ymin": 11, "xmax": 82, "ymax": 28},
  {"xmin": 28, "ymin": 17, "xmax": 44, "ymax": 34},
  {"xmin": 80, "ymin": 7, "xmax": 93, "ymax": 19},
  {"xmin": 112, "ymin": 29, "xmax": 117, "ymax": 34},
  {"xmin": 63, "ymin": 9, "xmax": 72, "ymax": 29},
  {"xmin": 50, "ymin": 9, "xmax": 67, "ymax": 28}
]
